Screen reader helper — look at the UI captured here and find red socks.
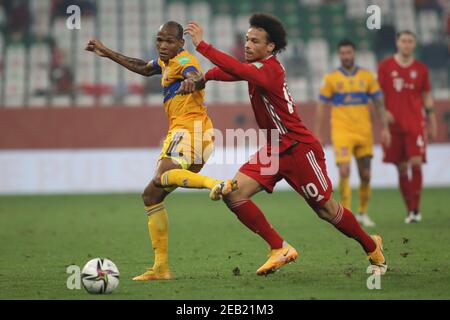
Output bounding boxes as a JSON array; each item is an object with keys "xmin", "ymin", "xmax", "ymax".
[
  {"xmin": 410, "ymin": 166, "xmax": 422, "ymax": 213},
  {"xmin": 399, "ymin": 166, "xmax": 423, "ymax": 213},
  {"xmin": 330, "ymin": 205, "xmax": 376, "ymax": 253},
  {"xmin": 227, "ymin": 200, "xmax": 284, "ymax": 249},
  {"xmin": 228, "ymin": 199, "xmax": 376, "ymax": 254},
  {"xmin": 399, "ymin": 171, "xmax": 412, "ymax": 211}
]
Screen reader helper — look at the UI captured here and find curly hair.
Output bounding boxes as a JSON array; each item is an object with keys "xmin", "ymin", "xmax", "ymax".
[{"xmin": 249, "ymin": 13, "xmax": 287, "ymax": 55}]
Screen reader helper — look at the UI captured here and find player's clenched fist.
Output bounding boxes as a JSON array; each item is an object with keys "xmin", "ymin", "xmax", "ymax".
[
  {"xmin": 85, "ymin": 38, "xmax": 108, "ymax": 57},
  {"xmin": 176, "ymin": 78, "xmax": 196, "ymax": 95}
]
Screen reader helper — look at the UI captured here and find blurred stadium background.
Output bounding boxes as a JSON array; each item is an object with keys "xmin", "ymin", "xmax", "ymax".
[{"xmin": 0, "ymin": 0, "xmax": 449, "ymax": 194}]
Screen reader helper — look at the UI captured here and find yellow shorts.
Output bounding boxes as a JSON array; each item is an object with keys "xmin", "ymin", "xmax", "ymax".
[
  {"xmin": 332, "ymin": 132, "xmax": 373, "ymax": 164},
  {"xmin": 158, "ymin": 117, "xmax": 214, "ymax": 170}
]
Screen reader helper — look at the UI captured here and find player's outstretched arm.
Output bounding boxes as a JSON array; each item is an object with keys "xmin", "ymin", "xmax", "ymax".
[
  {"xmin": 85, "ymin": 38, "xmax": 161, "ymax": 77},
  {"xmin": 176, "ymin": 70, "xmax": 206, "ymax": 95},
  {"xmin": 184, "ymin": 22, "xmax": 269, "ymax": 88},
  {"xmin": 176, "ymin": 67, "xmax": 242, "ymax": 95},
  {"xmin": 372, "ymin": 96, "xmax": 391, "ymax": 147}
]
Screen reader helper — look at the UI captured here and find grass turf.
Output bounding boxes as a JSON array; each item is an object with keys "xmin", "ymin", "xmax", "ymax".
[{"xmin": 0, "ymin": 188, "xmax": 449, "ymax": 300}]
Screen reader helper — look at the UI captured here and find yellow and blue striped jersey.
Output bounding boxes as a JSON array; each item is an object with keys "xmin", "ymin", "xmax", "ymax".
[
  {"xmin": 152, "ymin": 49, "xmax": 207, "ymax": 130},
  {"xmin": 319, "ymin": 66, "xmax": 381, "ymax": 136}
]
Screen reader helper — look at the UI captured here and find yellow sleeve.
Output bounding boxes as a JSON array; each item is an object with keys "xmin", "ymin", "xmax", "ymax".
[
  {"xmin": 147, "ymin": 58, "xmax": 162, "ymax": 72},
  {"xmin": 319, "ymin": 74, "xmax": 333, "ymax": 102},
  {"xmin": 176, "ymin": 54, "xmax": 200, "ymax": 78},
  {"xmin": 367, "ymin": 72, "xmax": 381, "ymax": 98}
]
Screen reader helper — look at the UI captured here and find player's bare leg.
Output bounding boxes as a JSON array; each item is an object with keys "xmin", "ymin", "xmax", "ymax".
[
  {"xmin": 337, "ymin": 162, "xmax": 352, "ymax": 210},
  {"xmin": 356, "ymin": 156, "xmax": 375, "ymax": 227},
  {"xmin": 223, "ymin": 172, "xmax": 298, "ymax": 276},
  {"xmin": 403, "ymin": 156, "xmax": 423, "ymax": 223},
  {"xmin": 314, "ymin": 198, "xmax": 387, "ymax": 274},
  {"xmin": 133, "ymin": 158, "xmax": 182, "ymax": 281}
]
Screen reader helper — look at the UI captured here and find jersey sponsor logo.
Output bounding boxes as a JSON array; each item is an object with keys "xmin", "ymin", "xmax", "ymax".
[
  {"xmin": 332, "ymin": 92, "xmax": 369, "ymax": 105},
  {"xmin": 177, "ymin": 56, "xmax": 191, "ymax": 65},
  {"xmin": 252, "ymin": 62, "xmax": 264, "ymax": 69}
]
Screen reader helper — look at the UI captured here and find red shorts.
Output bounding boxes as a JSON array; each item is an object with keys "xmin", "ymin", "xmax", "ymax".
[
  {"xmin": 383, "ymin": 129, "xmax": 427, "ymax": 164},
  {"xmin": 239, "ymin": 141, "xmax": 333, "ymax": 210}
]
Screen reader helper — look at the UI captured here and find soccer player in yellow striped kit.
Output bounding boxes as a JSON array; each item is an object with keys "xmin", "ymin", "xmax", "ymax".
[
  {"xmin": 315, "ymin": 40, "xmax": 391, "ymax": 227},
  {"xmin": 86, "ymin": 21, "xmax": 236, "ymax": 280}
]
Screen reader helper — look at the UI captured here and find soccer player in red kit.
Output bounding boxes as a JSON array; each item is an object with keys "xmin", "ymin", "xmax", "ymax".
[
  {"xmin": 180, "ymin": 13, "xmax": 387, "ymax": 275},
  {"xmin": 378, "ymin": 31, "xmax": 437, "ymax": 223}
]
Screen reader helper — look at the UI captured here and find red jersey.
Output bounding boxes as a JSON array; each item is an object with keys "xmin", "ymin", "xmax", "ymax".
[
  {"xmin": 378, "ymin": 56, "xmax": 431, "ymax": 133},
  {"xmin": 196, "ymin": 41, "xmax": 317, "ymax": 153}
]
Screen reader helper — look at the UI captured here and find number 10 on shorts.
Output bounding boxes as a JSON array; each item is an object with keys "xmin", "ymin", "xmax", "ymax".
[{"xmin": 301, "ymin": 183, "xmax": 325, "ymax": 202}]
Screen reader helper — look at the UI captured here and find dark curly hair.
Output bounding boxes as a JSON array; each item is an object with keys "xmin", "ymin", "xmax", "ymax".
[{"xmin": 249, "ymin": 13, "xmax": 287, "ymax": 55}]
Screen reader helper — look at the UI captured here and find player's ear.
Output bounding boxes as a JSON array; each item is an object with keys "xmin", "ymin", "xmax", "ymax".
[
  {"xmin": 180, "ymin": 38, "xmax": 185, "ymax": 48},
  {"xmin": 267, "ymin": 42, "xmax": 275, "ymax": 54}
]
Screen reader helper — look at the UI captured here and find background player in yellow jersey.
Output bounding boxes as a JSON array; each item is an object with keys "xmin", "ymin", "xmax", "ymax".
[
  {"xmin": 315, "ymin": 40, "xmax": 391, "ymax": 227},
  {"xmin": 86, "ymin": 21, "xmax": 236, "ymax": 281}
]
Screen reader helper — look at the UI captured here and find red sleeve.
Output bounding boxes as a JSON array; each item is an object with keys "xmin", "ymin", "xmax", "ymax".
[
  {"xmin": 422, "ymin": 65, "xmax": 431, "ymax": 92},
  {"xmin": 205, "ymin": 67, "xmax": 242, "ymax": 82},
  {"xmin": 196, "ymin": 41, "xmax": 270, "ymax": 88}
]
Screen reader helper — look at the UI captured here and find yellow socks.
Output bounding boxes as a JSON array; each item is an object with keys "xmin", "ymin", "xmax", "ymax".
[
  {"xmin": 339, "ymin": 176, "xmax": 351, "ymax": 210},
  {"xmin": 358, "ymin": 181, "xmax": 371, "ymax": 214},
  {"xmin": 145, "ymin": 203, "xmax": 169, "ymax": 272},
  {"xmin": 161, "ymin": 169, "xmax": 220, "ymax": 190},
  {"xmin": 338, "ymin": 177, "xmax": 371, "ymax": 214}
]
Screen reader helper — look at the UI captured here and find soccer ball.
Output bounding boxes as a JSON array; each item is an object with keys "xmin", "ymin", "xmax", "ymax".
[{"xmin": 81, "ymin": 258, "xmax": 120, "ymax": 294}]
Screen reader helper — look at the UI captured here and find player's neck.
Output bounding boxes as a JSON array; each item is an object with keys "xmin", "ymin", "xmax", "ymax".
[
  {"xmin": 262, "ymin": 54, "xmax": 273, "ymax": 61},
  {"xmin": 342, "ymin": 65, "xmax": 356, "ymax": 73},
  {"xmin": 394, "ymin": 53, "xmax": 415, "ymax": 67}
]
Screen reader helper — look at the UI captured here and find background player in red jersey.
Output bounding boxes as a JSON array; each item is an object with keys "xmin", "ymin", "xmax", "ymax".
[
  {"xmin": 181, "ymin": 13, "xmax": 387, "ymax": 275},
  {"xmin": 378, "ymin": 31, "xmax": 437, "ymax": 223}
]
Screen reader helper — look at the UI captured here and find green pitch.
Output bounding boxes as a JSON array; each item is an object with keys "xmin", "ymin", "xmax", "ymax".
[{"xmin": 1, "ymin": 188, "xmax": 449, "ymax": 300}]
